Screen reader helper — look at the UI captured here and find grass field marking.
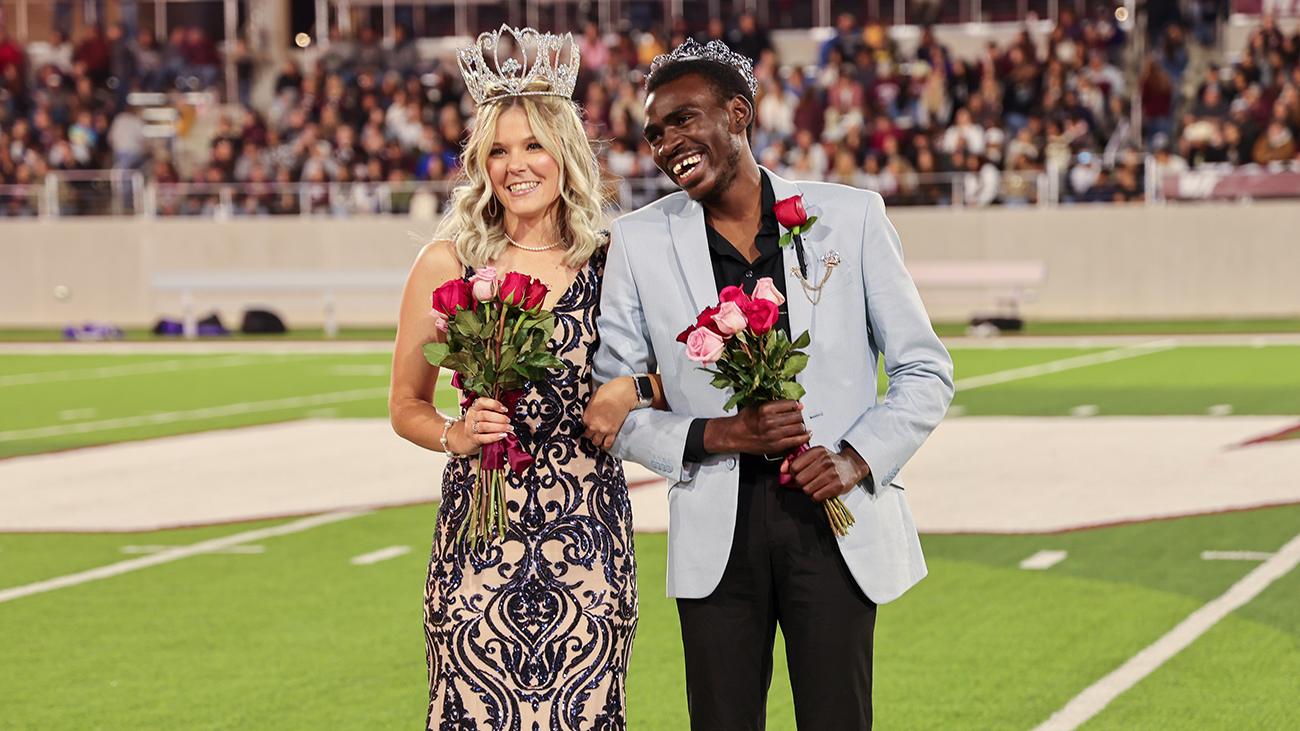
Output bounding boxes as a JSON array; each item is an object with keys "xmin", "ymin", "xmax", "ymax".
[
  {"xmin": 120, "ymin": 544, "xmax": 266, "ymax": 555},
  {"xmin": 951, "ymin": 340, "xmax": 1176, "ymax": 392},
  {"xmin": 0, "ymin": 387, "xmax": 389, "ymax": 443},
  {"xmin": 351, "ymin": 545, "xmax": 412, "ymax": 565},
  {"xmin": 1200, "ymin": 550, "xmax": 1275, "ymax": 561},
  {"xmin": 0, "ymin": 354, "xmax": 305, "ymax": 388},
  {"xmin": 0, "ymin": 510, "xmax": 369, "ymax": 605},
  {"xmin": 1030, "ymin": 528, "xmax": 1300, "ymax": 731},
  {"xmin": 1020, "ymin": 550, "xmax": 1069, "ymax": 570}
]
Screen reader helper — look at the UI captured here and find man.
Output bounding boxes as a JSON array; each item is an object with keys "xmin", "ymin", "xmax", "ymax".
[{"xmin": 592, "ymin": 40, "xmax": 953, "ymax": 729}]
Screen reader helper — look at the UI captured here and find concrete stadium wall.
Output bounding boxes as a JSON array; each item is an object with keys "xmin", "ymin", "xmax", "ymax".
[{"xmin": 2, "ymin": 202, "xmax": 1299, "ymax": 329}]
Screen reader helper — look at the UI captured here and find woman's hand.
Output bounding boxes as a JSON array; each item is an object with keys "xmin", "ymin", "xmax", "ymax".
[
  {"xmin": 582, "ymin": 377, "xmax": 638, "ymax": 450},
  {"xmin": 448, "ymin": 397, "xmax": 513, "ymax": 454}
]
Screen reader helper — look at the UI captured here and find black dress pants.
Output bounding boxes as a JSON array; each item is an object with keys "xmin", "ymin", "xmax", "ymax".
[{"xmin": 676, "ymin": 458, "xmax": 878, "ymax": 731}]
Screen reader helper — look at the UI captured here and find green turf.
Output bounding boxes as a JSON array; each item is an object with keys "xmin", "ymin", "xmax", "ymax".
[
  {"xmin": 2, "ymin": 504, "xmax": 1297, "ymax": 730},
  {"xmin": 929, "ymin": 318, "xmax": 1300, "ymax": 337},
  {"xmin": 0, "ymin": 354, "xmax": 458, "ymax": 458},
  {"xmin": 0, "ymin": 328, "xmax": 400, "ymax": 342}
]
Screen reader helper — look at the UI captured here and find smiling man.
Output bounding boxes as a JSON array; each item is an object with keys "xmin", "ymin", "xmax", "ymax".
[{"xmin": 592, "ymin": 40, "xmax": 954, "ymax": 730}]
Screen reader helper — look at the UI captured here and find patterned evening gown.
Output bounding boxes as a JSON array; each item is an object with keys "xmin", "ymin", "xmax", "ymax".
[{"xmin": 424, "ymin": 251, "xmax": 638, "ymax": 731}]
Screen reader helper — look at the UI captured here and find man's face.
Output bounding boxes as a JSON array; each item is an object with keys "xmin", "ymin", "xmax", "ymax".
[{"xmin": 643, "ymin": 74, "xmax": 745, "ymax": 202}]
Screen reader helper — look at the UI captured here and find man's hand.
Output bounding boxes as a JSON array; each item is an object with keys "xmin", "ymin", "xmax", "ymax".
[
  {"xmin": 783, "ymin": 445, "xmax": 871, "ymax": 502},
  {"xmin": 703, "ymin": 400, "xmax": 810, "ymax": 456}
]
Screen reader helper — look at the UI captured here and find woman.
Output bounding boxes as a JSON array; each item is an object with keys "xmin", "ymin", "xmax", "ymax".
[{"xmin": 389, "ymin": 30, "xmax": 658, "ymax": 731}]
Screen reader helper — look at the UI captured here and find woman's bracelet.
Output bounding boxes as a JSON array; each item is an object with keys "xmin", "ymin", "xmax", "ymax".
[{"xmin": 440, "ymin": 416, "xmax": 473, "ymax": 458}]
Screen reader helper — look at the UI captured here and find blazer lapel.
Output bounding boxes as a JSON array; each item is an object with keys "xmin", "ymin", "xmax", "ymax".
[
  {"xmin": 668, "ymin": 195, "xmax": 720, "ymax": 314},
  {"xmin": 763, "ymin": 168, "xmax": 813, "ymax": 343}
]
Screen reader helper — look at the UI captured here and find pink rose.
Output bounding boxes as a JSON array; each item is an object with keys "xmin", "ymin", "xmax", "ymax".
[
  {"xmin": 712, "ymin": 301, "xmax": 748, "ymax": 335},
  {"xmin": 774, "ymin": 195, "xmax": 809, "ymax": 229},
  {"xmin": 428, "ymin": 308, "xmax": 450, "ymax": 332},
  {"xmin": 677, "ymin": 304, "xmax": 722, "ymax": 343},
  {"xmin": 742, "ymin": 298, "xmax": 780, "ymax": 334},
  {"xmin": 751, "ymin": 277, "xmax": 786, "ymax": 306},
  {"xmin": 470, "ymin": 266, "xmax": 498, "ymax": 302},
  {"xmin": 685, "ymin": 327, "xmax": 726, "ymax": 363},
  {"xmin": 719, "ymin": 285, "xmax": 750, "ymax": 305}
]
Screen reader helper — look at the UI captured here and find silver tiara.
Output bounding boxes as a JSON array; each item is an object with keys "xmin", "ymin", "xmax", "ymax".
[
  {"xmin": 647, "ymin": 38, "xmax": 758, "ymax": 99},
  {"xmin": 458, "ymin": 25, "xmax": 580, "ymax": 106}
]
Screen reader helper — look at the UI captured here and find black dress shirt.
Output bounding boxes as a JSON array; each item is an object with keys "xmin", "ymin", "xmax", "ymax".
[{"xmin": 683, "ymin": 171, "xmax": 791, "ymax": 466}]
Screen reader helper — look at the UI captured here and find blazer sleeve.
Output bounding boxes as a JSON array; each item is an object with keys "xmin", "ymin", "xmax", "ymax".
[
  {"xmin": 594, "ymin": 219, "xmax": 700, "ymax": 483},
  {"xmin": 838, "ymin": 193, "xmax": 955, "ymax": 489}
]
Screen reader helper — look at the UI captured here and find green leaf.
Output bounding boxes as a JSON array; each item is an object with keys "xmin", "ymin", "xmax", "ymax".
[
  {"xmin": 792, "ymin": 330, "xmax": 811, "ymax": 349},
  {"xmin": 722, "ymin": 391, "xmax": 744, "ymax": 412},
  {"xmin": 803, "ymin": 215, "xmax": 818, "ymax": 229},
  {"xmin": 422, "ymin": 342, "xmax": 450, "ymax": 366},
  {"xmin": 524, "ymin": 352, "xmax": 565, "ymax": 369},
  {"xmin": 710, "ymin": 373, "xmax": 732, "ymax": 389},
  {"xmin": 780, "ymin": 381, "xmax": 806, "ymax": 400},
  {"xmin": 778, "ymin": 231, "xmax": 792, "ymax": 248},
  {"xmin": 780, "ymin": 353, "xmax": 809, "ymax": 378}
]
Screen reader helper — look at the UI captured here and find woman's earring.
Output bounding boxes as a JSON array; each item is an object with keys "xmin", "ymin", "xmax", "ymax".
[{"xmin": 486, "ymin": 196, "xmax": 500, "ymax": 217}]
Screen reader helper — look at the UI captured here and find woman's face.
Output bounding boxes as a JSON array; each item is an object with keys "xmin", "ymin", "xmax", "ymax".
[{"xmin": 486, "ymin": 106, "xmax": 561, "ymax": 224}]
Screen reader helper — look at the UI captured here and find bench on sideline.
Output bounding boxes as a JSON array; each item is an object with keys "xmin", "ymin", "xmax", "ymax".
[
  {"xmin": 906, "ymin": 260, "xmax": 1047, "ymax": 320},
  {"xmin": 150, "ymin": 270, "xmax": 409, "ymax": 338}
]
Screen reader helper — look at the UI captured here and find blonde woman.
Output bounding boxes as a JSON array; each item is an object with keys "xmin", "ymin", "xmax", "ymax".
[{"xmin": 389, "ymin": 28, "xmax": 660, "ymax": 731}]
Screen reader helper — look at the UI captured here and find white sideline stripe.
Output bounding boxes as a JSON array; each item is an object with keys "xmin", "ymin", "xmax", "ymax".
[
  {"xmin": 1020, "ymin": 550, "xmax": 1069, "ymax": 570},
  {"xmin": 0, "ymin": 510, "xmax": 369, "ymax": 604},
  {"xmin": 1030, "ymin": 529, "xmax": 1300, "ymax": 731},
  {"xmin": 120, "ymin": 544, "xmax": 265, "ymax": 554},
  {"xmin": 0, "ymin": 387, "xmax": 388, "ymax": 442},
  {"xmin": 0, "ymin": 354, "xmax": 307, "ymax": 388},
  {"xmin": 350, "ymin": 545, "xmax": 412, "ymax": 565},
  {"xmin": 1201, "ymin": 550, "xmax": 1275, "ymax": 561},
  {"xmin": 953, "ymin": 340, "xmax": 1175, "ymax": 391}
]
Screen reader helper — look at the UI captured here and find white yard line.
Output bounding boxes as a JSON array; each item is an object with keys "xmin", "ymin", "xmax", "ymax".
[
  {"xmin": 350, "ymin": 545, "xmax": 412, "ymax": 565},
  {"xmin": 1020, "ymin": 550, "xmax": 1069, "ymax": 570},
  {"xmin": 1030, "ymin": 529, "xmax": 1300, "ymax": 731},
  {"xmin": 0, "ymin": 510, "xmax": 369, "ymax": 604},
  {"xmin": 942, "ymin": 333, "xmax": 1300, "ymax": 349},
  {"xmin": 0, "ymin": 387, "xmax": 389, "ymax": 442},
  {"xmin": 1201, "ymin": 551, "xmax": 1274, "ymax": 561},
  {"xmin": 953, "ymin": 340, "xmax": 1175, "ymax": 391},
  {"xmin": 0, "ymin": 354, "xmax": 318, "ymax": 388}
]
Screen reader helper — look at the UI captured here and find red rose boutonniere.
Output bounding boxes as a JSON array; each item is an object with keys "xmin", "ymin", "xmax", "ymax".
[{"xmin": 774, "ymin": 195, "xmax": 819, "ymax": 248}]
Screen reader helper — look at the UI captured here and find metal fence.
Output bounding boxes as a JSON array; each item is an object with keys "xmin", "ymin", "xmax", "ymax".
[{"xmin": 9, "ymin": 165, "xmax": 1300, "ymax": 220}]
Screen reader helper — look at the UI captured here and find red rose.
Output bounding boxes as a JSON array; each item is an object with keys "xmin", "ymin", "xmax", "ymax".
[
  {"xmin": 742, "ymin": 298, "xmax": 779, "ymax": 334},
  {"xmin": 499, "ymin": 271, "xmax": 532, "ymax": 306},
  {"xmin": 774, "ymin": 195, "xmax": 809, "ymax": 230},
  {"xmin": 677, "ymin": 304, "xmax": 723, "ymax": 343},
  {"xmin": 431, "ymin": 278, "xmax": 473, "ymax": 317},
  {"xmin": 523, "ymin": 279, "xmax": 549, "ymax": 310},
  {"xmin": 719, "ymin": 286, "xmax": 750, "ymax": 305}
]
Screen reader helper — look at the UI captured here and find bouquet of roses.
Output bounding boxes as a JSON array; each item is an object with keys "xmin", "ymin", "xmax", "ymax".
[
  {"xmin": 423, "ymin": 267, "xmax": 565, "ymax": 543},
  {"xmin": 677, "ymin": 278, "xmax": 855, "ymax": 537}
]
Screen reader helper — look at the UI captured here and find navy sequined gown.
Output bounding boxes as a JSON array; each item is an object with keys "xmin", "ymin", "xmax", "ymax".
[{"xmin": 425, "ymin": 251, "xmax": 637, "ymax": 731}]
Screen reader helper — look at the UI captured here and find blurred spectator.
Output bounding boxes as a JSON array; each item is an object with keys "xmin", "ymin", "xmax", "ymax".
[{"xmin": 1254, "ymin": 121, "xmax": 1297, "ymax": 164}]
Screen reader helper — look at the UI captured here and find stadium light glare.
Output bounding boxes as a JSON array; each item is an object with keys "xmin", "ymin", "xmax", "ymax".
[{"xmin": 295, "ymin": 33, "xmax": 311, "ymax": 48}]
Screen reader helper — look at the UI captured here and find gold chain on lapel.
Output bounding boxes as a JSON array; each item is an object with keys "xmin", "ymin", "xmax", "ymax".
[{"xmin": 792, "ymin": 251, "xmax": 840, "ymax": 305}]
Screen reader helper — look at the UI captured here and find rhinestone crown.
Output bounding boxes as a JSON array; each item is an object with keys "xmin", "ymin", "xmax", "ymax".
[
  {"xmin": 647, "ymin": 38, "xmax": 758, "ymax": 99},
  {"xmin": 458, "ymin": 26, "xmax": 580, "ymax": 106}
]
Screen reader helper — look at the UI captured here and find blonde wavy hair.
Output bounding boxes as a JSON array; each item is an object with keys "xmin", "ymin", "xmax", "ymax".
[{"xmin": 435, "ymin": 81, "xmax": 605, "ymax": 270}]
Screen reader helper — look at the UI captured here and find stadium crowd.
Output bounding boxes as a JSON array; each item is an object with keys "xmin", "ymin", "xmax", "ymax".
[{"xmin": 3, "ymin": 11, "xmax": 1300, "ymax": 216}]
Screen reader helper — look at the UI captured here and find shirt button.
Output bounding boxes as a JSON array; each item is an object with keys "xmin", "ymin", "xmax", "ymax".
[
  {"xmin": 726, "ymin": 457, "xmax": 737, "ymax": 469},
  {"xmin": 745, "ymin": 270, "xmax": 754, "ymax": 278}
]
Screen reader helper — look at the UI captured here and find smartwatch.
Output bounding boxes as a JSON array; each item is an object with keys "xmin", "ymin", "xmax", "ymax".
[{"xmin": 633, "ymin": 375, "xmax": 654, "ymax": 409}]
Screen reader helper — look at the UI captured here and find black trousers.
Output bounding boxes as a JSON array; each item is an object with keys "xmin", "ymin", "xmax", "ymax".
[{"xmin": 677, "ymin": 459, "xmax": 878, "ymax": 731}]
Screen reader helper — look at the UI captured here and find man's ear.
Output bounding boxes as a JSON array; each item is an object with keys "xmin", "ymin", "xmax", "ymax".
[{"xmin": 727, "ymin": 95, "xmax": 754, "ymax": 135}]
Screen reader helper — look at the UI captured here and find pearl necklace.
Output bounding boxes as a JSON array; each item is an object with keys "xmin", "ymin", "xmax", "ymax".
[{"xmin": 505, "ymin": 232, "xmax": 561, "ymax": 252}]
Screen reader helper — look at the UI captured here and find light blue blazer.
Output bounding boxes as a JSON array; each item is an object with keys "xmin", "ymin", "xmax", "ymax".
[{"xmin": 593, "ymin": 168, "xmax": 954, "ymax": 603}]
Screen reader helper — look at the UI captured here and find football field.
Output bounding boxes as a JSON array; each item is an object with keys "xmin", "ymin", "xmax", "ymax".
[{"xmin": 2, "ymin": 337, "xmax": 1298, "ymax": 730}]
